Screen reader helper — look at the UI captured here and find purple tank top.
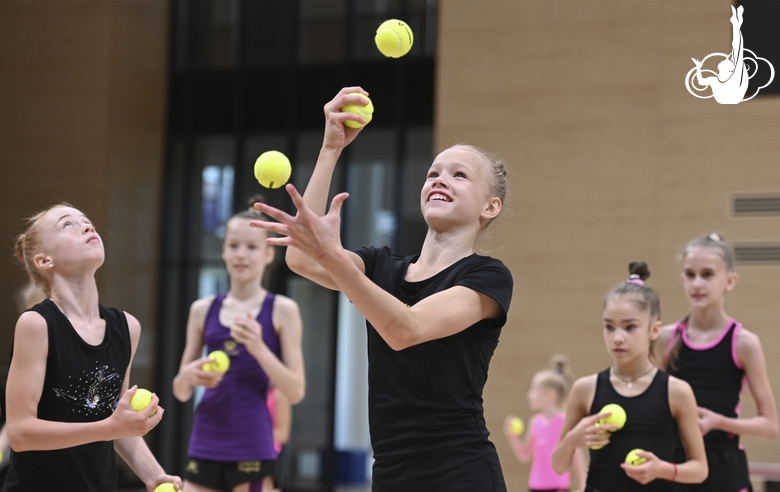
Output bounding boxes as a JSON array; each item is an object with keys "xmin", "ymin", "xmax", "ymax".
[{"xmin": 188, "ymin": 293, "xmax": 281, "ymax": 461}]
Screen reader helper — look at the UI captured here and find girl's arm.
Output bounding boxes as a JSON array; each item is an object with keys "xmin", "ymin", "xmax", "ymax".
[
  {"xmin": 172, "ymin": 297, "xmax": 224, "ymax": 402},
  {"xmin": 255, "ymin": 187, "xmax": 506, "ymax": 351},
  {"xmin": 702, "ymin": 329, "xmax": 778, "ymax": 439},
  {"xmin": 272, "ymin": 390, "xmax": 292, "ymax": 447},
  {"xmin": 552, "ymin": 375, "xmax": 611, "ymax": 474},
  {"xmin": 280, "ymin": 88, "xmax": 370, "ymax": 289},
  {"xmin": 622, "ymin": 377, "xmax": 707, "ymax": 484},
  {"xmin": 114, "ymin": 313, "xmax": 182, "ymax": 491},
  {"xmin": 231, "ymin": 296, "xmax": 306, "ymax": 404},
  {"xmin": 6, "ymin": 312, "xmax": 160, "ymax": 451},
  {"xmin": 572, "ymin": 446, "xmax": 588, "ymax": 491},
  {"xmin": 651, "ymin": 324, "xmax": 676, "ymax": 371},
  {"xmin": 502, "ymin": 415, "xmax": 532, "ymax": 463}
]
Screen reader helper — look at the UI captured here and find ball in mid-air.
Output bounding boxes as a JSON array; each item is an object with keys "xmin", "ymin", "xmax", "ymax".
[
  {"xmin": 154, "ymin": 484, "xmax": 177, "ymax": 492},
  {"xmin": 598, "ymin": 403, "xmax": 627, "ymax": 430},
  {"xmin": 254, "ymin": 151, "xmax": 291, "ymax": 189},
  {"xmin": 509, "ymin": 417, "xmax": 525, "ymax": 436},
  {"xmin": 130, "ymin": 388, "xmax": 154, "ymax": 412},
  {"xmin": 341, "ymin": 93, "xmax": 374, "ymax": 129},
  {"xmin": 625, "ymin": 448, "xmax": 647, "ymax": 466},
  {"xmin": 204, "ymin": 350, "xmax": 231, "ymax": 373},
  {"xmin": 375, "ymin": 19, "xmax": 413, "ymax": 58}
]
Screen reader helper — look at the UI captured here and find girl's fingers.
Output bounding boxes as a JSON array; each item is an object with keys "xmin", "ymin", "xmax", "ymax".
[{"xmin": 328, "ymin": 192, "xmax": 350, "ymax": 216}]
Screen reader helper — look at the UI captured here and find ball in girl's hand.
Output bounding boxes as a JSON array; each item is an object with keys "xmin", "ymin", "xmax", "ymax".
[
  {"xmin": 375, "ymin": 19, "xmax": 413, "ymax": 58},
  {"xmin": 130, "ymin": 388, "xmax": 154, "ymax": 412},
  {"xmin": 509, "ymin": 417, "xmax": 525, "ymax": 436},
  {"xmin": 589, "ymin": 422, "xmax": 609, "ymax": 450},
  {"xmin": 598, "ymin": 403, "xmax": 627, "ymax": 430},
  {"xmin": 341, "ymin": 93, "xmax": 374, "ymax": 129},
  {"xmin": 254, "ymin": 151, "xmax": 291, "ymax": 189},
  {"xmin": 204, "ymin": 350, "xmax": 231, "ymax": 373},
  {"xmin": 154, "ymin": 484, "xmax": 177, "ymax": 492},
  {"xmin": 625, "ymin": 448, "xmax": 647, "ymax": 466}
]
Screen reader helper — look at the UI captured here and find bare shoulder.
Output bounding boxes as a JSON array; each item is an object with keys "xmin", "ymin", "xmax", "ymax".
[
  {"xmin": 189, "ymin": 295, "xmax": 216, "ymax": 320},
  {"xmin": 736, "ymin": 326, "xmax": 761, "ymax": 351},
  {"xmin": 15, "ymin": 310, "xmax": 48, "ymax": 339},
  {"xmin": 122, "ymin": 311, "xmax": 142, "ymax": 337},
  {"xmin": 658, "ymin": 323, "xmax": 677, "ymax": 342},
  {"xmin": 272, "ymin": 294, "xmax": 301, "ymax": 316},
  {"xmin": 668, "ymin": 374, "xmax": 694, "ymax": 398},
  {"xmin": 570, "ymin": 374, "xmax": 597, "ymax": 399}
]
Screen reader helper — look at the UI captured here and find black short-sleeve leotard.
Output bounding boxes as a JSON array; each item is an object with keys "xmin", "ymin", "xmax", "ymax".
[{"xmin": 354, "ymin": 246, "xmax": 513, "ymax": 492}]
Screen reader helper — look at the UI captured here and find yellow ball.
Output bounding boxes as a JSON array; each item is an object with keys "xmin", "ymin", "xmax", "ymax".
[
  {"xmin": 625, "ymin": 448, "xmax": 647, "ymax": 466},
  {"xmin": 254, "ymin": 151, "xmax": 291, "ymax": 189},
  {"xmin": 375, "ymin": 19, "xmax": 413, "ymax": 58},
  {"xmin": 204, "ymin": 350, "xmax": 231, "ymax": 373},
  {"xmin": 589, "ymin": 422, "xmax": 609, "ymax": 450},
  {"xmin": 509, "ymin": 417, "xmax": 525, "ymax": 436},
  {"xmin": 154, "ymin": 484, "xmax": 177, "ymax": 492},
  {"xmin": 130, "ymin": 388, "xmax": 153, "ymax": 412},
  {"xmin": 341, "ymin": 93, "xmax": 374, "ymax": 129},
  {"xmin": 598, "ymin": 403, "xmax": 627, "ymax": 430}
]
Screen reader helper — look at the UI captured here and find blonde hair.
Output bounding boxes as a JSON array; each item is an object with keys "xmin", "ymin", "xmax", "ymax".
[
  {"xmin": 14, "ymin": 203, "xmax": 73, "ymax": 298},
  {"xmin": 533, "ymin": 354, "xmax": 572, "ymax": 405},
  {"xmin": 447, "ymin": 143, "xmax": 508, "ymax": 227}
]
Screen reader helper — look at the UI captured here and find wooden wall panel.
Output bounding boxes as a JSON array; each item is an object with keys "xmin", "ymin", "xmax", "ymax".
[{"xmin": 438, "ymin": 1, "xmax": 780, "ymax": 489}]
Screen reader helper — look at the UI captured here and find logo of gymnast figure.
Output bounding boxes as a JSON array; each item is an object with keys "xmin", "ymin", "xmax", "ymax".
[{"xmin": 685, "ymin": 5, "xmax": 774, "ymax": 104}]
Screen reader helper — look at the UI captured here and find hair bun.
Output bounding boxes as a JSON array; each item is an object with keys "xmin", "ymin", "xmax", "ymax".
[
  {"xmin": 707, "ymin": 232, "xmax": 724, "ymax": 242},
  {"xmin": 628, "ymin": 261, "xmax": 650, "ymax": 281},
  {"xmin": 247, "ymin": 194, "xmax": 266, "ymax": 210}
]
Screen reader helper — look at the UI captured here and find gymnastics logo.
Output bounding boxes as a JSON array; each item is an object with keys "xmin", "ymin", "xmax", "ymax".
[{"xmin": 685, "ymin": 5, "xmax": 774, "ymax": 104}]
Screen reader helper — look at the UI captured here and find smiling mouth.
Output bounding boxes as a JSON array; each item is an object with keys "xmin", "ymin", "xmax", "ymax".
[{"xmin": 428, "ymin": 193, "xmax": 451, "ymax": 202}]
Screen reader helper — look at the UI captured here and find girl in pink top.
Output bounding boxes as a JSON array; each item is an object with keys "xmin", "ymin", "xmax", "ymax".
[{"xmin": 504, "ymin": 355, "xmax": 586, "ymax": 492}]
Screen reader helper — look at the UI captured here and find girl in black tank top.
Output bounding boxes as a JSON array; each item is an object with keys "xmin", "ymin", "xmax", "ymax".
[
  {"xmin": 5, "ymin": 204, "xmax": 181, "ymax": 491},
  {"xmin": 654, "ymin": 234, "xmax": 778, "ymax": 492},
  {"xmin": 552, "ymin": 262, "xmax": 707, "ymax": 491}
]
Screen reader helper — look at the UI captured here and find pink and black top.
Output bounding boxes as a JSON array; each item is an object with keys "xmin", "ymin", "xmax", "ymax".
[{"xmin": 667, "ymin": 318, "xmax": 745, "ymax": 449}]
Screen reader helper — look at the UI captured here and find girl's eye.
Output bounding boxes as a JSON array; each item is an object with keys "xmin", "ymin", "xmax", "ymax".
[
  {"xmin": 604, "ymin": 324, "xmax": 615, "ymax": 332},
  {"xmin": 454, "ymin": 172, "xmax": 467, "ymax": 178},
  {"xmin": 626, "ymin": 324, "xmax": 637, "ymax": 331},
  {"xmin": 427, "ymin": 172, "xmax": 438, "ymax": 179},
  {"xmin": 63, "ymin": 222, "xmax": 72, "ymax": 228}
]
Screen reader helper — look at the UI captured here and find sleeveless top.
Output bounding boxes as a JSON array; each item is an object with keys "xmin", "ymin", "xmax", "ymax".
[
  {"xmin": 587, "ymin": 369, "xmax": 677, "ymax": 492},
  {"xmin": 528, "ymin": 413, "xmax": 569, "ymax": 490},
  {"xmin": 667, "ymin": 318, "xmax": 745, "ymax": 449},
  {"xmin": 188, "ymin": 293, "xmax": 281, "ymax": 461},
  {"xmin": 354, "ymin": 246, "xmax": 513, "ymax": 492},
  {"xmin": 4, "ymin": 299, "xmax": 132, "ymax": 492}
]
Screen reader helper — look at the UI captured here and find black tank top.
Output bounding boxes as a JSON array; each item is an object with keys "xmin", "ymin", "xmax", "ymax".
[
  {"xmin": 587, "ymin": 369, "xmax": 677, "ymax": 492},
  {"xmin": 667, "ymin": 319, "xmax": 744, "ymax": 449},
  {"xmin": 4, "ymin": 299, "xmax": 132, "ymax": 492}
]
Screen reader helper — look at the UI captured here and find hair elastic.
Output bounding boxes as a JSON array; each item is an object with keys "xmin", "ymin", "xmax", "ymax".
[{"xmin": 627, "ymin": 274, "xmax": 644, "ymax": 286}]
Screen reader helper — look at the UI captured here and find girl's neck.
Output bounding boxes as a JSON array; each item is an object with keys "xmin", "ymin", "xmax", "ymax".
[
  {"xmin": 227, "ymin": 280, "xmax": 266, "ymax": 302},
  {"xmin": 417, "ymin": 229, "xmax": 477, "ymax": 269},
  {"xmin": 49, "ymin": 274, "xmax": 100, "ymax": 320},
  {"xmin": 613, "ymin": 356, "xmax": 655, "ymax": 380},
  {"xmin": 688, "ymin": 305, "xmax": 730, "ymax": 332},
  {"xmin": 541, "ymin": 405, "xmax": 562, "ymax": 419}
]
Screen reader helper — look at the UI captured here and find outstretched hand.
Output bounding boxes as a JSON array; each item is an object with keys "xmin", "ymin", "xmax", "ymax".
[{"xmin": 251, "ymin": 184, "xmax": 350, "ymax": 269}]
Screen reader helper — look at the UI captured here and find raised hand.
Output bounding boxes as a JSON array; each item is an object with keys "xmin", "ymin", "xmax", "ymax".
[{"xmin": 322, "ymin": 87, "xmax": 370, "ymax": 152}]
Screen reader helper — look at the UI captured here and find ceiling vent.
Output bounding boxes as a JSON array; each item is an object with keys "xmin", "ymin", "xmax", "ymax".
[{"xmin": 733, "ymin": 195, "xmax": 780, "ymax": 216}]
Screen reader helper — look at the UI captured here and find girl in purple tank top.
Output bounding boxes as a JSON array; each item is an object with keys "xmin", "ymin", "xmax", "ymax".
[
  {"xmin": 504, "ymin": 355, "xmax": 586, "ymax": 492},
  {"xmin": 173, "ymin": 197, "xmax": 305, "ymax": 492}
]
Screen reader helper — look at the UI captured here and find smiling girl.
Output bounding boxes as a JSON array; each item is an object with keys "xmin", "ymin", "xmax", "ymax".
[{"xmin": 250, "ymin": 87, "xmax": 513, "ymax": 491}]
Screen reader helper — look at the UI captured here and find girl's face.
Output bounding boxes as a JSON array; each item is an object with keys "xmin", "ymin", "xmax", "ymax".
[
  {"xmin": 222, "ymin": 218, "xmax": 274, "ymax": 284},
  {"xmin": 420, "ymin": 147, "xmax": 501, "ymax": 232},
  {"xmin": 603, "ymin": 296, "xmax": 660, "ymax": 364},
  {"xmin": 527, "ymin": 377, "xmax": 557, "ymax": 412},
  {"xmin": 682, "ymin": 246, "xmax": 737, "ymax": 310},
  {"xmin": 37, "ymin": 206, "xmax": 104, "ymax": 273}
]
